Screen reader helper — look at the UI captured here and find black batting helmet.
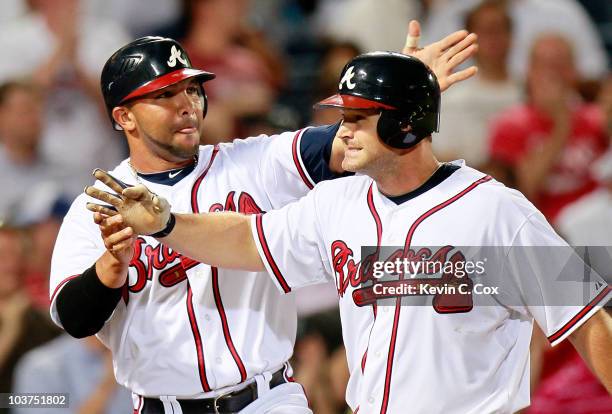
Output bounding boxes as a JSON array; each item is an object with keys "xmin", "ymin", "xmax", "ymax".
[
  {"xmin": 316, "ymin": 52, "xmax": 440, "ymax": 149},
  {"xmin": 101, "ymin": 36, "xmax": 216, "ymax": 130}
]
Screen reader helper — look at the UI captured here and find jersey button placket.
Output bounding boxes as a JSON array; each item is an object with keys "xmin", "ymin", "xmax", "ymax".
[{"xmin": 380, "ymin": 220, "xmax": 395, "ymax": 314}]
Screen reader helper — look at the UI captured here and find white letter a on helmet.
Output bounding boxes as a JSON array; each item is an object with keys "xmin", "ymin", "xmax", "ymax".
[
  {"xmin": 339, "ymin": 66, "xmax": 357, "ymax": 90},
  {"xmin": 167, "ymin": 45, "xmax": 188, "ymax": 67}
]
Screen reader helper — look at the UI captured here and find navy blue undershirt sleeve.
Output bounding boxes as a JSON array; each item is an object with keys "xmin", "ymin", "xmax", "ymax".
[
  {"xmin": 56, "ymin": 264, "xmax": 123, "ymax": 338},
  {"xmin": 299, "ymin": 122, "xmax": 349, "ymax": 183}
]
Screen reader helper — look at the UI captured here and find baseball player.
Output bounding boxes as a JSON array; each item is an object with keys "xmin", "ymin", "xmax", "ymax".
[
  {"xmin": 87, "ymin": 53, "xmax": 612, "ymax": 414},
  {"xmin": 50, "ymin": 24, "xmax": 479, "ymax": 414}
]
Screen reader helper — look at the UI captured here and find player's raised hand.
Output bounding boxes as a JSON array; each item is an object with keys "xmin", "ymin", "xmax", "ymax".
[
  {"xmin": 93, "ymin": 212, "xmax": 135, "ymax": 263},
  {"xmin": 402, "ymin": 20, "xmax": 478, "ymax": 91},
  {"xmin": 85, "ymin": 169, "xmax": 172, "ymax": 236}
]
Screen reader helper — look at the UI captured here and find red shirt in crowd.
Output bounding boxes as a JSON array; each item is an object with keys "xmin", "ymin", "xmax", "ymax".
[
  {"xmin": 527, "ymin": 341, "xmax": 612, "ymax": 414},
  {"xmin": 489, "ymin": 103, "xmax": 607, "ymax": 223}
]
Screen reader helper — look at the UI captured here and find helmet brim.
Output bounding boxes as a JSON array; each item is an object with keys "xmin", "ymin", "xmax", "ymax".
[
  {"xmin": 120, "ymin": 68, "xmax": 216, "ymax": 103},
  {"xmin": 315, "ymin": 94, "xmax": 396, "ymax": 110}
]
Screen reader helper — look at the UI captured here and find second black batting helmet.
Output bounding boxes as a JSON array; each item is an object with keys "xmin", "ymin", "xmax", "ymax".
[
  {"xmin": 316, "ymin": 52, "xmax": 440, "ymax": 149},
  {"xmin": 101, "ymin": 36, "xmax": 216, "ymax": 130}
]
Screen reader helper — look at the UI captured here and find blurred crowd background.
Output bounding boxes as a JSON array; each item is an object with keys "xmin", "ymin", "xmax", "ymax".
[{"xmin": 0, "ymin": 0, "xmax": 610, "ymax": 413}]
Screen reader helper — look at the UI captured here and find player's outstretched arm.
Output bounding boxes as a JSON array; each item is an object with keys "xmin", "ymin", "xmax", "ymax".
[
  {"xmin": 85, "ymin": 170, "xmax": 265, "ymax": 272},
  {"xmin": 568, "ymin": 309, "xmax": 612, "ymax": 393},
  {"xmin": 168, "ymin": 212, "xmax": 265, "ymax": 272}
]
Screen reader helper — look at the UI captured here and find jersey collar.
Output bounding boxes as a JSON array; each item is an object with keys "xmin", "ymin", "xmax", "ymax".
[
  {"xmin": 384, "ymin": 163, "xmax": 461, "ymax": 205},
  {"xmin": 136, "ymin": 162, "xmax": 197, "ymax": 186}
]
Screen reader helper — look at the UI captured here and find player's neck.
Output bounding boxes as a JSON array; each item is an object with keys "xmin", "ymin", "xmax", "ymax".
[
  {"xmin": 375, "ymin": 144, "xmax": 440, "ymax": 197},
  {"xmin": 128, "ymin": 155, "xmax": 194, "ymax": 174}
]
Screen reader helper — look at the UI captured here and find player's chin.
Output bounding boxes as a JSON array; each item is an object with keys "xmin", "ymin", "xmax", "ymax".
[
  {"xmin": 170, "ymin": 140, "xmax": 199, "ymax": 159},
  {"xmin": 341, "ymin": 158, "xmax": 361, "ymax": 173},
  {"xmin": 341, "ymin": 150, "xmax": 366, "ymax": 172},
  {"xmin": 174, "ymin": 130, "xmax": 200, "ymax": 146}
]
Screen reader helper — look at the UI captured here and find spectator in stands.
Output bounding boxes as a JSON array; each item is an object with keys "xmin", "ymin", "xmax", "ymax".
[
  {"xmin": 0, "ymin": 0, "xmax": 129, "ymax": 199},
  {"xmin": 0, "ymin": 81, "xmax": 61, "ymax": 224},
  {"xmin": 20, "ymin": 196, "xmax": 71, "ymax": 311},
  {"xmin": 422, "ymin": 0, "xmax": 608, "ymax": 83},
  {"xmin": 529, "ymin": 86, "xmax": 612, "ymax": 411},
  {"xmin": 0, "ymin": 79, "xmax": 70, "ymax": 310},
  {"xmin": 0, "ymin": 226, "xmax": 60, "ymax": 393},
  {"xmin": 311, "ymin": 41, "xmax": 361, "ymax": 126},
  {"xmin": 85, "ymin": 0, "xmax": 181, "ymax": 37},
  {"xmin": 294, "ymin": 310, "xmax": 349, "ymax": 414},
  {"xmin": 488, "ymin": 34, "xmax": 608, "ymax": 223},
  {"xmin": 556, "ymin": 75, "xmax": 612, "ymax": 279},
  {"xmin": 178, "ymin": 0, "xmax": 282, "ymax": 143},
  {"xmin": 433, "ymin": 0, "xmax": 521, "ymax": 168},
  {"xmin": 557, "ymin": 150, "xmax": 612, "ymax": 278},
  {"xmin": 315, "ymin": 0, "xmax": 422, "ymax": 53},
  {"xmin": 13, "ymin": 335, "xmax": 132, "ymax": 414}
]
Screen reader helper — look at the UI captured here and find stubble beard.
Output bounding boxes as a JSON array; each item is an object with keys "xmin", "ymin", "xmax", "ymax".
[
  {"xmin": 342, "ymin": 149, "xmax": 391, "ymax": 179},
  {"xmin": 143, "ymin": 130, "xmax": 200, "ymax": 161}
]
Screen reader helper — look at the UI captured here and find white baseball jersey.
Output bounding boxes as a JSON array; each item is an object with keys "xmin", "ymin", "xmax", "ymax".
[
  {"xmin": 252, "ymin": 161, "xmax": 611, "ymax": 414},
  {"xmin": 50, "ymin": 128, "xmax": 321, "ymax": 399}
]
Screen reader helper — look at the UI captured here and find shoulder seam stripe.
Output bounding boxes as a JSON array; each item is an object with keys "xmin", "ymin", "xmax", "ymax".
[{"xmin": 292, "ymin": 128, "xmax": 315, "ymax": 189}]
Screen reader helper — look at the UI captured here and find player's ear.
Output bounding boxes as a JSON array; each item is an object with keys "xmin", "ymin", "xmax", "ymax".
[{"xmin": 112, "ymin": 106, "xmax": 136, "ymax": 131}]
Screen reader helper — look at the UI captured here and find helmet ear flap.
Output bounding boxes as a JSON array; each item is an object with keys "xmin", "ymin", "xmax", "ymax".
[{"xmin": 377, "ymin": 110, "xmax": 421, "ymax": 149}]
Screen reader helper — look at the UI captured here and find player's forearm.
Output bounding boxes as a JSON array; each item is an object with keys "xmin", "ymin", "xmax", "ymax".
[
  {"xmin": 569, "ymin": 309, "xmax": 612, "ymax": 393},
  {"xmin": 96, "ymin": 250, "xmax": 130, "ymax": 289},
  {"xmin": 164, "ymin": 212, "xmax": 265, "ymax": 272}
]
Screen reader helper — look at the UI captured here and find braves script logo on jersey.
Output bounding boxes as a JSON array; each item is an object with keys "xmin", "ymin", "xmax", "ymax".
[
  {"xmin": 127, "ymin": 192, "xmax": 263, "ymax": 293},
  {"xmin": 331, "ymin": 243, "xmax": 474, "ymax": 313},
  {"xmin": 209, "ymin": 191, "xmax": 264, "ymax": 215},
  {"xmin": 339, "ymin": 66, "xmax": 357, "ymax": 90},
  {"xmin": 167, "ymin": 45, "xmax": 188, "ymax": 68},
  {"xmin": 128, "ymin": 238, "xmax": 192, "ymax": 293}
]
